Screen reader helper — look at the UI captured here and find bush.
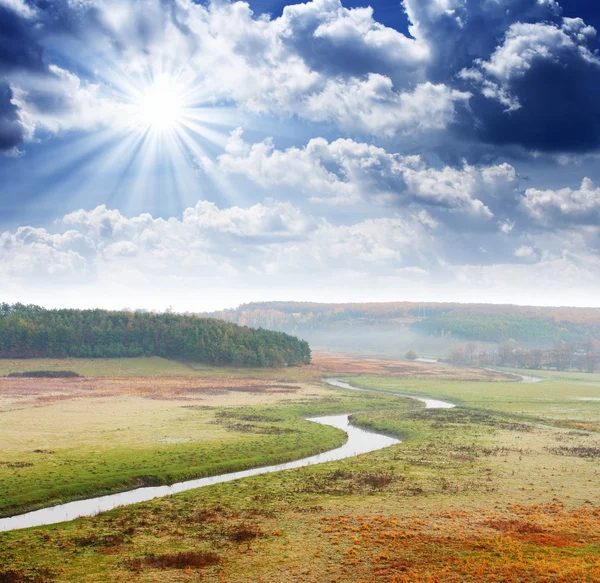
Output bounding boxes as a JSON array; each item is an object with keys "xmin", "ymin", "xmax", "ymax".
[{"xmin": 7, "ymin": 371, "xmax": 80, "ymax": 378}]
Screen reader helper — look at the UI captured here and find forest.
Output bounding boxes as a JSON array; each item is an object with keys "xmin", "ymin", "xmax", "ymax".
[
  {"xmin": 412, "ymin": 314, "xmax": 600, "ymax": 345},
  {"xmin": 0, "ymin": 303, "xmax": 311, "ymax": 367},
  {"xmin": 209, "ymin": 302, "xmax": 600, "ymax": 348}
]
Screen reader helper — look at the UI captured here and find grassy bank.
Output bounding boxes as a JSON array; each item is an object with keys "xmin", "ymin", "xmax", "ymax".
[
  {"xmin": 0, "ymin": 357, "xmax": 323, "ymax": 380},
  {"xmin": 1, "ymin": 362, "xmax": 599, "ymax": 582},
  {"xmin": 1, "ymin": 396, "xmax": 599, "ymax": 582},
  {"xmin": 0, "ymin": 372, "xmax": 411, "ymax": 517},
  {"xmin": 341, "ymin": 371, "xmax": 600, "ymax": 428}
]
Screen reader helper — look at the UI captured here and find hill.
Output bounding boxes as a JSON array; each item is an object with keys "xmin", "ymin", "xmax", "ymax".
[
  {"xmin": 206, "ymin": 301, "xmax": 600, "ymax": 356},
  {"xmin": 0, "ymin": 303, "xmax": 310, "ymax": 367}
]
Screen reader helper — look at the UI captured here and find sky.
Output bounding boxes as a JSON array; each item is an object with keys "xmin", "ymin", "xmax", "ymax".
[{"xmin": 1, "ymin": 0, "xmax": 600, "ymax": 312}]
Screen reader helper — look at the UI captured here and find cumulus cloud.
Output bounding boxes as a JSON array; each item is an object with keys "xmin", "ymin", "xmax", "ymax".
[
  {"xmin": 2, "ymin": 0, "xmax": 600, "ymax": 154},
  {"xmin": 522, "ymin": 177, "xmax": 600, "ymax": 226},
  {"xmin": 0, "ymin": 0, "xmax": 467, "ymax": 150},
  {"xmin": 204, "ymin": 130, "xmax": 516, "ymax": 218},
  {"xmin": 3, "ymin": 197, "xmax": 600, "ymax": 310},
  {"xmin": 459, "ymin": 19, "xmax": 600, "ymax": 151},
  {"xmin": 0, "ymin": 200, "xmax": 440, "ymax": 285}
]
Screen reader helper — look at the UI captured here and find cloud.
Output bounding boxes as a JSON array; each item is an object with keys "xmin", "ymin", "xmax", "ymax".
[
  {"xmin": 0, "ymin": 200, "xmax": 440, "ymax": 286},
  {"xmin": 459, "ymin": 19, "xmax": 600, "ymax": 151},
  {"xmin": 0, "ymin": 0, "xmax": 36, "ymax": 19},
  {"xmin": 2, "ymin": 0, "xmax": 600, "ymax": 155},
  {"xmin": 303, "ymin": 77, "xmax": 470, "ymax": 136},
  {"xmin": 0, "ymin": 0, "xmax": 469, "ymax": 150},
  {"xmin": 0, "ymin": 83, "xmax": 27, "ymax": 153},
  {"xmin": 3, "ymin": 196, "xmax": 600, "ymax": 310},
  {"xmin": 522, "ymin": 177, "xmax": 600, "ymax": 226},
  {"xmin": 204, "ymin": 130, "xmax": 512, "ymax": 218}
]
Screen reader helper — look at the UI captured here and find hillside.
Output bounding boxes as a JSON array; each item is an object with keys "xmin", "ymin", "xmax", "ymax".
[
  {"xmin": 206, "ymin": 301, "xmax": 600, "ymax": 356},
  {"xmin": 0, "ymin": 303, "xmax": 310, "ymax": 367}
]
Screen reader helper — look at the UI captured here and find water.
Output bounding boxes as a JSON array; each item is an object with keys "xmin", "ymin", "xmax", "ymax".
[
  {"xmin": 323, "ymin": 378, "xmax": 456, "ymax": 409},
  {"xmin": 0, "ymin": 378, "xmax": 457, "ymax": 533},
  {"xmin": 483, "ymin": 368, "xmax": 543, "ymax": 383},
  {"xmin": 0, "ymin": 414, "xmax": 399, "ymax": 533}
]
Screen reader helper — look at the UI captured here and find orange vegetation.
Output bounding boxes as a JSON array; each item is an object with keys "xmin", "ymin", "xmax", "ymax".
[{"xmin": 308, "ymin": 503, "xmax": 600, "ymax": 583}]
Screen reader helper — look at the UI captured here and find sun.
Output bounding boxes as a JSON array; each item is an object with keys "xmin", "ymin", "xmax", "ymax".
[{"xmin": 136, "ymin": 75, "xmax": 185, "ymax": 131}]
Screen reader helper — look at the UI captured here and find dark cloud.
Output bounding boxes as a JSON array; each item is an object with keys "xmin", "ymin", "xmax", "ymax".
[
  {"xmin": 0, "ymin": 6, "xmax": 43, "ymax": 74},
  {"xmin": 0, "ymin": 83, "xmax": 26, "ymax": 152},
  {"xmin": 404, "ymin": 0, "xmax": 561, "ymax": 80},
  {"xmin": 403, "ymin": 0, "xmax": 600, "ymax": 153},
  {"xmin": 465, "ymin": 55, "xmax": 600, "ymax": 152}
]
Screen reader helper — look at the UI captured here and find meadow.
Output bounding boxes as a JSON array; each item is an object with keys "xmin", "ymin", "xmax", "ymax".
[
  {"xmin": 0, "ymin": 356, "xmax": 599, "ymax": 582},
  {"xmin": 343, "ymin": 367, "xmax": 600, "ymax": 428}
]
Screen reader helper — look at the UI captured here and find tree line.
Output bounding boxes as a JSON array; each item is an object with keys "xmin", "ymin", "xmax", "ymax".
[
  {"xmin": 207, "ymin": 302, "xmax": 600, "ymax": 341},
  {"xmin": 0, "ymin": 303, "xmax": 311, "ymax": 367},
  {"xmin": 447, "ymin": 340, "xmax": 598, "ymax": 373},
  {"xmin": 414, "ymin": 314, "xmax": 600, "ymax": 346}
]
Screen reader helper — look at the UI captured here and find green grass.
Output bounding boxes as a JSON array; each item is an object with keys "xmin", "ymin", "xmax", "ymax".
[
  {"xmin": 2, "ymin": 395, "xmax": 599, "ymax": 582},
  {"xmin": 0, "ymin": 387, "xmax": 412, "ymax": 517},
  {"xmin": 340, "ymin": 370, "xmax": 600, "ymax": 427},
  {"xmin": 0, "ymin": 357, "xmax": 323, "ymax": 379},
  {"xmin": 2, "ymin": 365, "xmax": 600, "ymax": 582}
]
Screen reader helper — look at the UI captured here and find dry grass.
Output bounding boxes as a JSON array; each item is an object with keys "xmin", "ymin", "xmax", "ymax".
[
  {"xmin": 0, "ymin": 376, "xmax": 323, "ymax": 409},
  {"xmin": 126, "ymin": 550, "xmax": 220, "ymax": 571},
  {"xmin": 313, "ymin": 352, "xmax": 510, "ymax": 381}
]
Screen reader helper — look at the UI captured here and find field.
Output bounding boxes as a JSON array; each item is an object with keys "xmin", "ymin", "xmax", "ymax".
[
  {"xmin": 0, "ymin": 356, "xmax": 599, "ymax": 582},
  {"xmin": 343, "ymin": 367, "xmax": 600, "ymax": 428}
]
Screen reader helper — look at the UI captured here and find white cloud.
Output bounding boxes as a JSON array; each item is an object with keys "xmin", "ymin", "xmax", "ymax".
[
  {"xmin": 6, "ymin": 0, "xmax": 467, "ymax": 142},
  {"xmin": 206, "ymin": 130, "xmax": 505, "ymax": 217},
  {"xmin": 3, "ymin": 197, "xmax": 600, "ymax": 311},
  {"xmin": 304, "ymin": 77, "xmax": 469, "ymax": 136},
  {"xmin": 522, "ymin": 177, "xmax": 600, "ymax": 226},
  {"xmin": 9, "ymin": 66, "xmax": 126, "ymax": 139},
  {"xmin": 0, "ymin": 0, "xmax": 37, "ymax": 18},
  {"xmin": 0, "ymin": 200, "xmax": 439, "ymax": 284}
]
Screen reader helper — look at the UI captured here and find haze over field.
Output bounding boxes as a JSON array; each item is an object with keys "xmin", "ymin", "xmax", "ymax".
[{"xmin": 2, "ymin": 0, "xmax": 600, "ymax": 310}]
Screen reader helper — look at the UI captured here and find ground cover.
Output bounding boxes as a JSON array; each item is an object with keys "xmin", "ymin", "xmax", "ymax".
[
  {"xmin": 1, "ymin": 358, "xmax": 598, "ymax": 582},
  {"xmin": 342, "ymin": 371, "xmax": 600, "ymax": 428},
  {"xmin": 0, "ymin": 367, "xmax": 411, "ymax": 517},
  {"xmin": 1, "ymin": 396, "xmax": 599, "ymax": 582}
]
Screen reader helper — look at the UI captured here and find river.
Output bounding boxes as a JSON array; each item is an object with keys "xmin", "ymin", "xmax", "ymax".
[{"xmin": 0, "ymin": 379, "xmax": 455, "ymax": 533}]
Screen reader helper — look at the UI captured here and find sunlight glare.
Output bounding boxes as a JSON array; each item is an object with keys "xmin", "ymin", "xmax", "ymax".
[{"xmin": 137, "ymin": 75, "xmax": 184, "ymax": 131}]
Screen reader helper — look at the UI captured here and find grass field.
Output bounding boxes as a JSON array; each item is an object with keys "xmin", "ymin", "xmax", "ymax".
[
  {"xmin": 0, "ymin": 364, "xmax": 416, "ymax": 517},
  {"xmin": 0, "ymin": 357, "xmax": 324, "ymax": 380},
  {"xmin": 0, "ymin": 357, "xmax": 599, "ymax": 582},
  {"xmin": 342, "ymin": 370, "xmax": 600, "ymax": 428}
]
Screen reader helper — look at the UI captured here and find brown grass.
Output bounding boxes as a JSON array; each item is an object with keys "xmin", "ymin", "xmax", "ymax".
[
  {"xmin": 0, "ymin": 376, "xmax": 305, "ymax": 407},
  {"xmin": 312, "ymin": 352, "xmax": 510, "ymax": 381},
  {"xmin": 126, "ymin": 550, "xmax": 219, "ymax": 570}
]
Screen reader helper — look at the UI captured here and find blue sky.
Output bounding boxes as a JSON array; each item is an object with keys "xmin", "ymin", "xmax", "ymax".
[{"xmin": 1, "ymin": 0, "xmax": 600, "ymax": 311}]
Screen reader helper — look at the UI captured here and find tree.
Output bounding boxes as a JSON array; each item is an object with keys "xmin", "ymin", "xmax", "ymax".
[
  {"xmin": 584, "ymin": 339, "xmax": 597, "ymax": 373},
  {"xmin": 0, "ymin": 304, "xmax": 311, "ymax": 368},
  {"xmin": 405, "ymin": 349, "xmax": 418, "ymax": 361},
  {"xmin": 553, "ymin": 340, "xmax": 573, "ymax": 371}
]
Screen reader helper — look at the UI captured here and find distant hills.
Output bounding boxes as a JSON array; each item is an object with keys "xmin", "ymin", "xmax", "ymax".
[{"xmin": 206, "ymin": 302, "xmax": 600, "ymax": 357}]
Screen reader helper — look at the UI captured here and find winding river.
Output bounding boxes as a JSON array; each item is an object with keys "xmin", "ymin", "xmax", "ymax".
[
  {"xmin": 483, "ymin": 368, "xmax": 543, "ymax": 384},
  {"xmin": 0, "ymin": 379, "xmax": 454, "ymax": 533}
]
